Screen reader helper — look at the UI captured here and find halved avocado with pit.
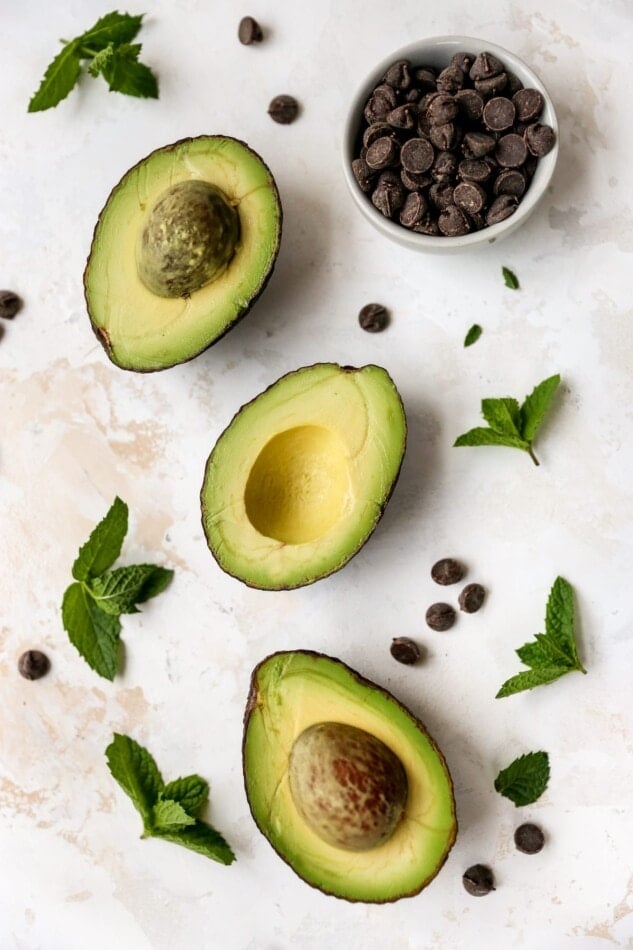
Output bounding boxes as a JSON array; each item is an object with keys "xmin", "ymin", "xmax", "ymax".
[
  {"xmin": 243, "ymin": 650, "xmax": 457, "ymax": 902},
  {"xmin": 84, "ymin": 135, "xmax": 282, "ymax": 371},
  {"xmin": 200, "ymin": 363, "xmax": 407, "ymax": 590}
]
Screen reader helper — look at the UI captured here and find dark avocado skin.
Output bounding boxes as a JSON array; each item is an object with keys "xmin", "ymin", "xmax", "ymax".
[
  {"xmin": 199, "ymin": 363, "xmax": 408, "ymax": 591},
  {"xmin": 83, "ymin": 135, "xmax": 282, "ymax": 373},
  {"xmin": 242, "ymin": 649, "xmax": 458, "ymax": 902}
]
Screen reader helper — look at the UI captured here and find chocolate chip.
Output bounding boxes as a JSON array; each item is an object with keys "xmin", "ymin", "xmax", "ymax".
[
  {"xmin": 366, "ymin": 136, "xmax": 399, "ymax": 170},
  {"xmin": 430, "ymin": 122, "xmax": 459, "ymax": 151},
  {"xmin": 454, "ymin": 181, "xmax": 487, "ymax": 215},
  {"xmin": 387, "ymin": 103, "xmax": 418, "ymax": 130},
  {"xmin": 0, "ymin": 291, "xmax": 22, "ymax": 320},
  {"xmin": 390, "ymin": 637, "xmax": 421, "ymax": 665},
  {"xmin": 469, "ymin": 52, "xmax": 504, "ymax": 81},
  {"xmin": 401, "ymin": 168, "xmax": 432, "ymax": 190},
  {"xmin": 268, "ymin": 95, "xmax": 299, "ymax": 124},
  {"xmin": 405, "ymin": 88, "xmax": 421, "ymax": 104},
  {"xmin": 483, "ymin": 96, "xmax": 516, "ymax": 132},
  {"xmin": 363, "ymin": 122, "xmax": 396, "ymax": 148},
  {"xmin": 400, "ymin": 137, "xmax": 434, "ymax": 174},
  {"xmin": 458, "ymin": 158, "xmax": 495, "ymax": 183},
  {"xmin": 429, "ymin": 181, "xmax": 455, "ymax": 210},
  {"xmin": 455, "ymin": 88, "xmax": 484, "ymax": 121},
  {"xmin": 238, "ymin": 16, "xmax": 263, "ymax": 44},
  {"xmin": 414, "ymin": 66, "xmax": 437, "ymax": 90},
  {"xmin": 414, "ymin": 216, "xmax": 440, "ymax": 235},
  {"xmin": 399, "ymin": 191, "xmax": 429, "ymax": 228},
  {"xmin": 505, "ymin": 70, "xmax": 524, "ymax": 95},
  {"xmin": 352, "ymin": 157, "xmax": 376, "ymax": 193},
  {"xmin": 431, "ymin": 558, "xmax": 465, "ymax": 585},
  {"xmin": 495, "ymin": 133, "xmax": 528, "ymax": 167},
  {"xmin": 18, "ymin": 650, "xmax": 50, "ymax": 680},
  {"xmin": 463, "ymin": 864, "xmax": 495, "ymax": 896},
  {"xmin": 475, "ymin": 73, "xmax": 508, "ymax": 97},
  {"xmin": 513, "ymin": 88, "xmax": 544, "ymax": 122},
  {"xmin": 427, "ymin": 93, "xmax": 458, "ymax": 125},
  {"xmin": 462, "ymin": 131, "xmax": 496, "ymax": 158},
  {"xmin": 458, "ymin": 582, "xmax": 486, "ymax": 613},
  {"xmin": 371, "ymin": 171, "xmax": 405, "ymax": 217},
  {"xmin": 437, "ymin": 65, "xmax": 465, "ymax": 94},
  {"xmin": 384, "ymin": 59, "xmax": 412, "ymax": 90},
  {"xmin": 426, "ymin": 603, "xmax": 457, "ymax": 630},
  {"xmin": 514, "ymin": 823, "xmax": 545, "ymax": 854},
  {"xmin": 525, "ymin": 123, "xmax": 556, "ymax": 157},
  {"xmin": 364, "ymin": 93, "xmax": 392, "ymax": 124},
  {"xmin": 431, "ymin": 152, "xmax": 458, "ymax": 182},
  {"xmin": 358, "ymin": 303, "xmax": 389, "ymax": 332},
  {"xmin": 493, "ymin": 168, "xmax": 526, "ymax": 197},
  {"xmin": 451, "ymin": 52, "xmax": 474, "ymax": 75},
  {"xmin": 486, "ymin": 194, "xmax": 518, "ymax": 225},
  {"xmin": 372, "ymin": 83, "xmax": 398, "ymax": 108}
]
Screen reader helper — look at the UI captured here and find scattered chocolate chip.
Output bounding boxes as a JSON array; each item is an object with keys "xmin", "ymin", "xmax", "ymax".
[
  {"xmin": 514, "ymin": 823, "xmax": 545, "ymax": 854},
  {"xmin": 18, "ymin": 650, "xmax": 50, "ymax": 680},
  {"xmin": 495, "ymin": 133, "xmax": 528, "ymax": 168},
  {"xmin": 458, "ymin": 582, "xmax": 486, "ymax": 613},
  {"xmin": 426, "ymin": 602, "xmax": 456, "ymax": 631},
  {"xmin": 390, "ymin": 637, "xmax": 421, "ymax": 665},
  {"xmin": 401, "ymin": 137, "xmax": 435, "ymax": 174},
  {"xmin": 483, "ymin": 96, "xmax": 516, "ymax": 132},
  {"xmin": 525, "ymin": 122, "xmax": 556, "ymax": 157},
  {"xmin": 366, "ymin": 136, "xmax": 399, "ymax": 170},
  {"xmin": 463, "ymin": 864, "xmax": 495, "ymax": 896},
  {"xmin": 358, "ymin": 303, "xmax": 389, "ymax": 333},
  {"xmin": 238, "ymin": 16, "xmax": 263, "ymax": 45},
  {"xmin": 268, "ymin": 95, "xmax": 299, "ymax": 124},
  {"xmin": 486, "ymin": 194, "xmax": 519, "ymax": 225},
  {"xmin": 431, "ymin": 558, "xmax": 465, "ymax": 585},
  {"xmin": 0, "ymin": 291, "xmax": 22, "ymax": 320},
  {"xmin": 513, "ymin": 88, "xmax": 544, "ymax": 122}
]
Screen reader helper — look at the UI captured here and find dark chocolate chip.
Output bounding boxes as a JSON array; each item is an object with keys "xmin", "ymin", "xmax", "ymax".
[
  {"xmin": 462, "ymin": 131, "xmax": 496, "ymax": 158},
  {"xmin": 358, "ymin": 303, "xmax": 390, "ymax": 332},
  {"xmin": 430, "ymin": 122, "xmax": 459, "ymax": 151},
  {"xmin": 493, "ymin": 168, "xmax": 526, "ymax": 197},
  {"xmin": 455, "ymin": 88, "xmax": 484, "ymax": 121},
  {"xmin": 372, "ymin": 83, "xmax": 398, "ymax": 108},
  {"xmin": 486, "ymin": 194, "xmax": 518, "ymax": 225},
  {"xmin": 429, "ymin": 181, "xmax": 455, "ymax": 210},
  {"xmin": 483, "ymin": 96, "xmax": 516, "ymax": 132},
  {"xmin": 437, "ymin": 65, "xmax": 465, "ymax": 94},
  {"xmin": 363, "ymin": 121, "xmax": 396, "ymax": 148},
  {"xmin": 439, "ymin": 204, "xmax": 471, "ymax": 236},
  {"xmin": 495, "ymin": 133, "xmax": 528, "ymax": 167},
  {"xmin": 431, "ymin": 558, "xmax": 465, "ymax": 585},
  {"xmin": 414, "ymin": 216, "xmax": 440, "ymax": 235},
  {"xmin": 268, "ymin": 95, "xmax": 299, "ymax": 124},
  {"xmin": 514, "ymin": 823, "xmax": 545, "ymax": 854},
  {"xmin": 431, "ymin": 152, "xmax": 458, "ymax": 182},
  {"xmin": 405, "ymin": 88, "xmax": 421, "ymax": 103},
  {"xmin": 238, "ymin": 16, "xmax": 263, "ymax": 44},
  {"xmin": 366, "ymin": 136, "xmax": 399, "ymax": 170},
  {"xmin": 451, "ymin": 51, "xmax": 474, "ymax": 75},
  {"xmin": 401, "ymin": 168, "xmax": 432, "ymax": 190},
  {"xmin": 400, "ymin": 191, "xmax": 429, "ymax": 228},
  {"xmin": 386, "ymin": 103, "xmax": 418, "ymax": 130},
  {"xmin": 463, "ymin": 864, "xmax": 495, "ymax": 896},
  {"xmin": 384, "ymin": 59, "xmax": 412, "ymax": 90},
  {"xmin": 475, "ymin": 73, "xmax": 508, "ymax": 97},
  {"xmin": 0, "ymin": 291, "xmax": 22, "ymax": 320},
  {"xmin": 371, "ymin": 171, "xmax": 405, "ymax": 217},
  {"xmin": 467, "ymin": 210, "xmax": 486, "ymax": 231},
  {"xmin": 525, "ymin": 123, "xmax": 556, "ymax": 157},
  {"xmin": 426, "ymin": 602, "xmax": 457, "ymax": 630},
  {"xmin": 454, "ymin": 181, "xmax": 487, "ymax": 215},
  {"xmin": 458, "ymin": 582, "xmax": 486, "ymax": 613},
  {"xmin": 505, "ymin": 70, "xmax": 524, "ymax": 95},
  {"xmin": 390, "ymin": 637, "xmax": 421, "ymax": 665},
  {"xmin": 469, "ymin": 51, "xmax": 504, "ymax": 81},
  {"xmin": 400, "ymin": 137, "xmax": 435, "ymax": 174},
  {"xmin": 414, "ymin": 66, "xmax": 437, "ymax": 90},
  {"xmin": 427, "ymin": 93, "xmax": 458, "ymax": 125},
  {"xmin": 513, "ymin": 87, "xmax": 544, "ymax": 122},
  {"xmin": 458, "ymin": 158, "xmax": 495, "ymax": 183},
  {"xmin": 364, "ymin": 93, "xmax": 392, "ymax": 124},
  {"xmin": 18, "ymin": 650, "xmax": 50, "ymax": 680},
  {"xmin": 352, "ymin": 157, "xmax": 376, "ymax": 193}
]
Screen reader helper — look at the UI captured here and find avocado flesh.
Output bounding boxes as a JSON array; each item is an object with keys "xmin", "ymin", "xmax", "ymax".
[
  {"xmin": 243, "ymin": 651, "xmax": 457, "ymax": 903},
  {"xmin": 201, "ymin": 363, "xmax": 407, "ymax": 590},
  {"xmin": 84, "ymin": 135, "xmax": 281, "ymax": 371}
]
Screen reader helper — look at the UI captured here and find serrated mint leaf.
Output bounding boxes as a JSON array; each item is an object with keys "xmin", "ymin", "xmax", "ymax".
[
  {"xmin": 464, "ymin": 324, "xmax": 482, "ymax": 347},
  {"xmin": 62, "ymin": 582, "xmax": 121, "ymax": 680},
  {"xmin": 544, "ymin": 576, "xmax": 584, "ymax": 670},
  {"xmin": 102, "ymin": 43, "xmax": 158, "ymax": 98},
  {"xmin": 516, "ymin": 633, "xmax": 572, "ymax": 670},
  {"xmin": 88, "ymin": 43, "xmax": 115, "ymax": 77},
  {"xmin": 72, "ymin": 497, "xmax": 128, "ymax": 581},
  {"xmin": 77, "ymin": 11, "xmax": 144, "ymax": 55},
  {"xmin": 152, "ymin": 799, "xmax": 196, "ymax": 831},
  {"xmin": 153, "ymin": 821, "xmax": 236, "ymax": 865},
  {"xmin": 88, "ymin": 564, "xmax": 173, "ymax": 615},
  {"xmin": 495, "ymin": 666, "xmax": 568, "ymax": 698},
  {"xmin": 481, "ymin": 398, "xmax": 522, "ymax": 437},
  {"xmin": 454, "ymin": 427, "xmax": 530, "ymax": 451},
  {"xmin": 28, "ymin": 40, "xmax": 82, "ymax": 112},
  {"xmin": 502, "ymin": 266, "xmax": 519, "ymax": 290},
  {"xmin": 494, "ymin": 751, "xmax": 549, "ymax": 806},
  {"xmin": 519, "ymin": 374, "xmax": 560, "ymax": 443},
  {"xmin": 161, "ymin": 775, "xmax": 209, "ymax": 817},
  {"xmin": 106, "ymin": 734, "xmax": 164, "ymax": 828}
]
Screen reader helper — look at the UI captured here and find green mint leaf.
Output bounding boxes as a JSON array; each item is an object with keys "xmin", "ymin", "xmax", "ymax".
[
  {"xmin": 495, "ymin": 666, "xmax": 568, "ymax": 698},
  {"xmin": 87, "ymin": 564, "xmax": 173, "ymax": 615},
  {"xmin": 62, "ymin": 582, "xmax": 121, "ymax": 680},
  {"xmin": 106, "ymin": 733, "xmax": 164, "ymax": 828},
  {"xmin": 152, "ymin": 800, "xmax": 196, "ymax": 832},
  {"xmin": 481, "ymin": 398, "xmax": 522, "ymax": 437},
  {"xmin": 72, "ymin": 497, "xmax": 128, "ymax": 581},
  {"xmin": 519, "ymin": 374, "xmax": 561, "ymax": 443},
  {"xmin": 464, "ymin": 324, "xmax": 482, "ymax": 347},
  {"xmin": 77, "ymin": 11, "xmax": 144, "ymax": 56},
  {"xmin": 545, "ymin": 576, "xmax": 585, "ymax": 670},
  {"xmin": 102, "ymin": 43, "xmax": 159, "ymax": 98},
  {"xmin": 161, "ymin": 775, "xmax": 210, "ymax": 817},
  {"xmin": 153, "ymin": 820, "xmax": 236, "ymax": 865},
  {"xmin": 502, "ymin": 266, "xmax": 519, "ymax": 290},
  {"xmin": 516, "ymin": 633, "xmax": 574, "ymax": 670},
  {"xmin": 454, "ymin": 427, "xmax": 530, "ymax": 451},
  {"xmin": 494, "ymin": 751, "xmax": 550, "ymax": 806},
  {"xmin": 28, "ymin": 40, "xmax": 82, "ymax": 112},
  {"xmin": 88, "ymin": 43, "xmax": 115, "ymax": 77}
]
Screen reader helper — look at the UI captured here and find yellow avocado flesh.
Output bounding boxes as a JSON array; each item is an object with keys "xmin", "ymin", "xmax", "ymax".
[
  {"xmin": 243, "ymin": 651, "xmax": 457, "ymax": 903},
  {"xmin": 84, "ymin": 136, "xmax": 281, "ymax": 371},
  {"xmin": 201, "ymin": 364, "xmax": 406, "ymax": 590}
]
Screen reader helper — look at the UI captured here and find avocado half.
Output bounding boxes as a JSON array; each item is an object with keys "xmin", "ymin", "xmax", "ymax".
[
  {"xmin": 243, "ymin": 651, "xmax": 457, "ymax": 902},
  {"xmin": 200, "ymin": 363, "xmax": 407, "ymax": 590},
  {"xmin": 84, "ymin": 135, "xmax": 282, "ymax": 371}
]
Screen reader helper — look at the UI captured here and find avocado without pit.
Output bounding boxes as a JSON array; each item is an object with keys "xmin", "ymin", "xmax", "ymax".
[
  {"xmin": 243, "ymin": 650, "xmax": 457, "ymax": 902},
  {"xmin": 200, "ymin": 363, "xmax": 407, "ymax": 590},
  {"xmin": 84, "ymin": 135, "xmax": 282, "ymax": 371}
]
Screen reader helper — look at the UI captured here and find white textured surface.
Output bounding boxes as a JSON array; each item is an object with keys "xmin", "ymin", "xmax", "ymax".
[{"xmin": 1, "ymin": 2, "xmax": 633, "ymax": 948}]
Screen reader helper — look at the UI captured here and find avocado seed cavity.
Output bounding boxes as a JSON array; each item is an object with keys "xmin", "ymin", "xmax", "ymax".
[
  {"xmin": 288, "ymin": 721, "xmax": 408, "ymax": 851},
  {"xmin": 137, "ymin": 180, "xmax": 239, "ymax": 298}
]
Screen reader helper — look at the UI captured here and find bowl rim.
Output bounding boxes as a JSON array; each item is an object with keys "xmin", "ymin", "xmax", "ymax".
[{"xmin": 342, "ymin": 35, "xmax": 559, "ymax": 251}]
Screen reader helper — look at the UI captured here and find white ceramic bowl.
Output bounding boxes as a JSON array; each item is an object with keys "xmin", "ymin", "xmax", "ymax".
[{"xmin": 342, "ymin": 36, "xmax": 559, "ymax": 252}]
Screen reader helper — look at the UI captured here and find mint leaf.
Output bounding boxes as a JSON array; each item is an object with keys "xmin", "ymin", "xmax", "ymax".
[
  {"xmin": 88, "ymin": 564, "xmax": 173, "ymax": 615},
  {"xmin": 88, "ymin": 43, "xmax": 115, "ymax": 77},
  {"xmin": 481, "ymin": 398, "xmax": 522, "ymax": 437},
  {"xmin": 62, "ymin": 582, "xmax": 121, "ymax": 680},
  {"xmin": 153, "ymin": 821, "xmax": 236, "ymax": 865},
  {"xmin": 77, "ymin": 11, "xmax": 144, "ymax": 55},
  {"xmin": 161, "ymin": 775, "xmax": 209, "ymax": 817},
  {"xmin": 496, "ymin": 666, "xmax": 568, "ymax": 698},
  {"xmin": 454, "ymin": 427, "xmax": 530, "ymax": 451},
  {"xmin": 545, "ymin": 576, "xmax": 585, "ymax": 670},
  {"xmin": 502, "ymin": 266, "xmax": 519, "ymax": 290},
  {"xmin": 494, "ymin": 751, "xmax": 549, "ymax": 806},
  {"xmin": 72, "ymin": 497, "xmax": 128, "ymax": 581},
  {"xmin": 519, "ymin": 374, "xmax": 560, "ymax": 443},
  {"xmin": 106, "ymin": 733, "xmax": 164, "ymax": 827},
  {"xmin": 464, "ymin": 324, "xmax": 482, "ymax": 347},
  {"xmin": 102, "ymin": 43, "xmax": 158, "ymax": 98},
  {"xmin": 152, "ymin": 800, "xmax": 196, "ymax": 832},
  {"xmin": 28, "ymin": 40, "xmax": 82, "ymax": 112}
]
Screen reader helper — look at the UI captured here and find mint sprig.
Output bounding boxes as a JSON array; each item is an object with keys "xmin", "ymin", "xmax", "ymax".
[
  {"xmin": 62, "ymin": 498, "xmax": 173, "ymax": 680},
  {"xmin": 29, "ymin": 11, "xmax": 158, "ymax": 112},
  {"xmin": 454, "ymin": 374, "xmax": 561, "ymax": 466},
  {"xmin": 496, "ymin": 577, "xmax": 586, "ymax": 698},
  {"xmin": 494, "ymin": 751, "xmax": 550, "ymax": 806},
  {"xmin": 106, "ymin": 734, "xmax": 235, "ymax": 864}
]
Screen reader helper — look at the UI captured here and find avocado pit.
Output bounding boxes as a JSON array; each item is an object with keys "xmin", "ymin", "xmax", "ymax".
[
  {"xmin": 137, "ymin": 179, "xmax": 239, "ymax": 298},
  {"xmin": 288, "ymin": 721, "xmax": 408, "ymax": 851}
]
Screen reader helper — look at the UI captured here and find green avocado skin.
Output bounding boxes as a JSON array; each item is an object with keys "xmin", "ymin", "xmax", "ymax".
[{"xmin": 242, "ymin": 650, "xmax": 458, "ymax": 903}]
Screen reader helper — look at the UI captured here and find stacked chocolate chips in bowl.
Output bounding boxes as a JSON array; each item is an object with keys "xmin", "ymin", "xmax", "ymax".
[{"xmin": 343, "ymin": 37, "xmax": 558, "ymax": 251}]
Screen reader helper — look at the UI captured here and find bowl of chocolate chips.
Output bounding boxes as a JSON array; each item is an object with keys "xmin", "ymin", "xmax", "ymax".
[{"xmin": 343, "ymin": 36, "xmax": 558, "ymax": 251}]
